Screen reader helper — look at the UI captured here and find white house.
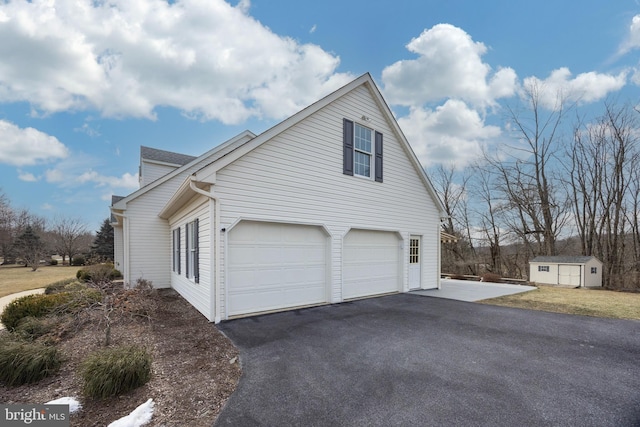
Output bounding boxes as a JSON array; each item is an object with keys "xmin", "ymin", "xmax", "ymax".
[
  {"xmin": 111, "ymin": 73, "xmax": 447, "ymax": 322},
  {"xmin": 529, "ymin": 256, "xmax": 603, "ymax": 288}
]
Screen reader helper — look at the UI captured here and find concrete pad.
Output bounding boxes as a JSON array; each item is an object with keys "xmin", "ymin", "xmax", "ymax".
[
  {"xmin": 412, "ymin": 278, "xmax": 536, "ymax": 301},
  {"xmin": 0, "ymin": 288, "xmax": 46, "ymax": 329}
]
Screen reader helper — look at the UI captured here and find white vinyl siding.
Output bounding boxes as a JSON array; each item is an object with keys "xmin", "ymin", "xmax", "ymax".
[
  {"xmin": 140, "ymin": 161, "xmax": 178, "ymax": 187},
  {"xmin": 215, "ymin": 84, "xmax": 440, "ymax": 313},
  {"xmin": 169, "ymin": 198, "xmax": 211, "ymax": 320}
]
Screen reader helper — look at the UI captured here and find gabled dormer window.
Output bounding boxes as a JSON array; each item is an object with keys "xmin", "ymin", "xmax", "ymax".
[{"xmin": 343, "ymin": 118, "xmax": 383, "ymax": 182}]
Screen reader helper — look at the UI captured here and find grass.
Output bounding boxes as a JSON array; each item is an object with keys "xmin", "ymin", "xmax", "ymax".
[
  {"xmin": 0, "ymin": 265, "xmax": 77, "ymax": 299},
  {"xmin": 480, "ymin": 285, "xmax": 640, "ymax": 320}
]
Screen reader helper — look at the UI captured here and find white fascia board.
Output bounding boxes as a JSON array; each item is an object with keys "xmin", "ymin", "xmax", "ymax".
[{"xmin": 158, "ymin": 176, "xmax": 198, "ymax": 220}]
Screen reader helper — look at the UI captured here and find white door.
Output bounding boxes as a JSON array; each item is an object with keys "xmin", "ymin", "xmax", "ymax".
[
  {"xmin": 343, "ymin": 229, "xmax": 400, "ymax": 299},
  {"xmin": 408, "ymin": 236, "xmax": 421, "ymax": 290},
  {"xmin": 227, "ymin": 221, "xmax": 327, "ymax": 317},
  {"xmin": 558, "ymin": 264, "xmax": 581, "ymax": 286}
]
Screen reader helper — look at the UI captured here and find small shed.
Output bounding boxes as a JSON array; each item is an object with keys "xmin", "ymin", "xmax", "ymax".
[{"xmin": 529, "ymin": 256, "xmax": 603, "ymax": 288}]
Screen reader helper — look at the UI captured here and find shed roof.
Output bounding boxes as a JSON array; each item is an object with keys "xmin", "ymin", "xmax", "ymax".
[
  {"xmin": 140, "ymin": 146, "xmax": 197, "ymax": 166},
  {"xmin": 530, "ymin": 256, "xmax": 600, "ymax": 264}
]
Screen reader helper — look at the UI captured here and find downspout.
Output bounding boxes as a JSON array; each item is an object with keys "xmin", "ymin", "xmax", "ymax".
[
  {"xmin": 189, "ymin": 176, "xmax": 222, "ymax": 324},
  {"xmin": 111, "ymin": 212, "xmax": 129, "ymax": 287}
]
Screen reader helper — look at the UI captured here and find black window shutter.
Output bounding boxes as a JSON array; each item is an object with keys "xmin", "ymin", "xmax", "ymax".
[
  {"xmin": 375, "ymin": 131, "xmax": 383, "ymax": 182},
  {"xmin": 185, "ymin": 223, "xmax": 189, "ymax": 278},
  {"xmin": 177, "ymin": 228, "xmax": 181, "ymax": 275},
  {"xmin": 194, "ymin": 219, "xmax": 200, "ymax": 283},
  {"xmin": 343, "ymin": 119, "xmax": 354, "ymax": 176}
]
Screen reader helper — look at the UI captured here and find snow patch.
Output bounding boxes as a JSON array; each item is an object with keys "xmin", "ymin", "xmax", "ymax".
[{"xmin": 108, "ymin": 399, "xmax": 155, "ymax": 427}]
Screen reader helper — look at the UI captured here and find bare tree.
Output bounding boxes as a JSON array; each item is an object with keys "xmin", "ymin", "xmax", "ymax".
[
  {"xmin": 431, "ymin": 165, "xmax": 478, "ymax": 274},
  {"xmin": 50, "ymin": 216, "xmax": 90, "ymax": 264},
  {"xmin": 569, "ymin": 102, "xmax": 639, "ymax": 288},
  {"xmin": 490, "ymin": 80, "xmax": 572, "ymax": 257}
]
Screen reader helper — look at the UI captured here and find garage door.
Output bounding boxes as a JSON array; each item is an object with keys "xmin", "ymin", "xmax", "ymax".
[
  {"xmin": 559, "ymin": 264, "xmax": 581, "ymax": 286},
  {"xmin": 227, "ymin": 221, "xmax": 327, "ymax": 317},
  {"xmin": 343, "ymin": 229, "xmax": 400, "ymax": 299}
]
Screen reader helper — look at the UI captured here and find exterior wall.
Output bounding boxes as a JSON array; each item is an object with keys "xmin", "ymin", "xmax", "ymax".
[
  {"xmin": 113, "ymin": 224, "xmax": 124, "ymax": 273},
  {"xmin": 584, "ymin": 259, "xmax": 603, "ymax": 288},
  {"xmin": 140, "ymin": 161, "xmax": 178, "ymax": 187},
  {"xmin": 530, "ymin": 260, "xmax": 603, "ymax": 287},
  {"xmin": 168, "ymin": 197, "xmax": 212, "ymax": 320},
  {"xmin": 529, "ymin": 262, "xmax": 560, "ymax": 285},
  {"xmin": 215, "ymin": 84, "xmax": 440, "ymax": 318}
]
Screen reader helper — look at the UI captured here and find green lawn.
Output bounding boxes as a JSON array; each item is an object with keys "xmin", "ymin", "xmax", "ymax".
[
  {"xmin": 480, "ymin": 285, "xmax": 640, "ymax": 321},
  {"xmin": 0, "ymin": 265, "xmax": 77, "ymax": 298}
]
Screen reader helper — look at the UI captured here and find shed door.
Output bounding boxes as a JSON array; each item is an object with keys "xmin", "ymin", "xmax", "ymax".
[
  {"xmin": 227, "ymin": 221, "xmax": 327, "ymax": 317},
  {"xmin": 558, "ymin": 265, "xmax": 581, "ymax": 286},
  {"xmin": 343, "ymin": 229, "xmax": 400, "ymax": 299}
]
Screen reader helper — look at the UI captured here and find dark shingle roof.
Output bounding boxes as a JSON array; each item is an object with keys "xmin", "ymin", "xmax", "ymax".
[
  {"xmin": 530, "ymin": 256, "xmax": 597, "ymax": 264},
  {"xmin": 140, "ymin": 146, "xmax": 196, "ymax": 166}
]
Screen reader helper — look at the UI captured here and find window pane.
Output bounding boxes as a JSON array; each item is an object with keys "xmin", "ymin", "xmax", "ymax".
[
  {"xmin": 354, "ymin": 151, "xmax": 370, "ymax": 177},
  {"xmin": 355, "ymin": 124, "xmax": 371, "ymax": 153}
]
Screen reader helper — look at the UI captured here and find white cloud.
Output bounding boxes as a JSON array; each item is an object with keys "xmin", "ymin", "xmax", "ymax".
[
  {"xmin": 0, "ymin": 0, "xmax": 352, "ymax": 124},
  {"xmin": 522, "ymin": 67, "xmax": 627, "ymax": 110},
  {"xmin": 74, "ymin": 123, "xmax": 101, "ymax": 137},
  {"xmin": 0, "ymin": 120, "xmax": 69, "ymax": 166},
  {"xmin": 18, "ymin": 170, "xmax": 39, "ymax": 182},
  {"xmin": 399, "ymin": 99, "xmax": 501, "ymax": 168},
  {"xmin": 381, "ymin": 24, "xmax": 517, "ymax": 109},
  {"xmin": 619, "ymin": 14, "xmax": 640, "ymax": 55},
  {"xmin": 77, "ymin": 170, "xmax": 139, "ymax": 189}
]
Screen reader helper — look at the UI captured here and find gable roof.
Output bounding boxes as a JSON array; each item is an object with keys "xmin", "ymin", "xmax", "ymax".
[
  {"xmin": 530, "ymin": 256, "xmax": 600, "ymax": 264},
  {"xmin": 111, "ymin": 130, "xmax": 257, "ymax": 210},
  {"xmin": 185, "ymin": 73, "xmax": 446, "ymax": 217},
  {"xmin": 141, "ymin": 146, "xmax": 197, "ymax": 166}
]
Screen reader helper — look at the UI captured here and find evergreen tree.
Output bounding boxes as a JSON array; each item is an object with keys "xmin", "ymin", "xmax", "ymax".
[
  {"xmin": 92, "ymin": 218, "xmax": 114, "ymax": 261},
  {"xmin": 13, "ymin": 225, "xmax": 44, "ymax": 271}
]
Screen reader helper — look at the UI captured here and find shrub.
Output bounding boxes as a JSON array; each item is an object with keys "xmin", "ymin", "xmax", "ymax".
[
  {"xmin": 71, "ymin": 256, "xmax": 85, "ymax": 266},
  {"xmin": 0, "ymin": 338, "xmax": 62, "ymax": 386},
  {"xmin": 1, "ymin": 293, "xmax": 71, "ymax": 331},
  {"xmin": 13, "ymin": 316, "xmax": 55, "ymax": 341},
  {"xmin": 77, "ymin": 264, "xmax": 122, "ymax": 283},
  {"xmin": 81, "ymin": 345, "xmax": 152, "ymax": 399},
  {"xmin": 45, "ymin": 278, "xmax": 79, "ymax": 295},
  {"xmin": 49, "ymin": 259, "xmax": 58, "ymax": 266},
  {"xmin": 481, "ymin": 272, "xmax": 502, "ymax": 283}
]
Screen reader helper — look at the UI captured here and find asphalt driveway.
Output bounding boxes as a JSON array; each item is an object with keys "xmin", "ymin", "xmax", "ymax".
[{"xmin": 215, "ymin": 294, "xmax": 640, "ymax": 426}]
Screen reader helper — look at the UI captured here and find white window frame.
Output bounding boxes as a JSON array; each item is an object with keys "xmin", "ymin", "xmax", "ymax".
[
  {"xmin": 538, "ymin": 265, "xmax": 550, "ymax": 272},
  {"xmin": 186, "ymin": 220, "xmax": 198, "ymax": 283},
  {"xmin": 353, "ymin": 123, "xmax": 372, "ymax": 178},
  {"xmin": 591, "ymin": 267, "xmax": 597, "ymax": 274},
  {"xmin": 172, "ymin": 227, "xmax": 180, "ymax": 274}
]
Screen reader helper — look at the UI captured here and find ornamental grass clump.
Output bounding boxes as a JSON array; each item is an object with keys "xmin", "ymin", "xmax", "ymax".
[
  {"xmin": 0, "ymin": 338, "xmax": 62, "ymax": 386},
  {"xmin": 81, "ymin": 345, "xmax": 152, "ymax": 399}
]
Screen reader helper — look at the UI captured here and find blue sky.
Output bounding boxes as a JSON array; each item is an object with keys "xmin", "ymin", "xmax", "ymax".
[{"xmin": 1, "ymin": 0, "xmax": 640, "ymax": 232}]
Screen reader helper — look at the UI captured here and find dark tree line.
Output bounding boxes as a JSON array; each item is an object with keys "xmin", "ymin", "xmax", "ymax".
[{"xmin": 0, "ymin": 191, "xmax": 113, "ymax": 269}]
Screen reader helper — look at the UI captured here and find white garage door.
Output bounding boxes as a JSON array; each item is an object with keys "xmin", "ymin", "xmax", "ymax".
[
  {"xmin": 343, "ymin": 229, "xmax": 400, "ymax": 299},
  {"xmin": 227, "ymin": 221, "xmax": 327, "ymax": 317},
  {"xmin": 559, "ymin": 264, "xmax": 581, "ymax": 286}
]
